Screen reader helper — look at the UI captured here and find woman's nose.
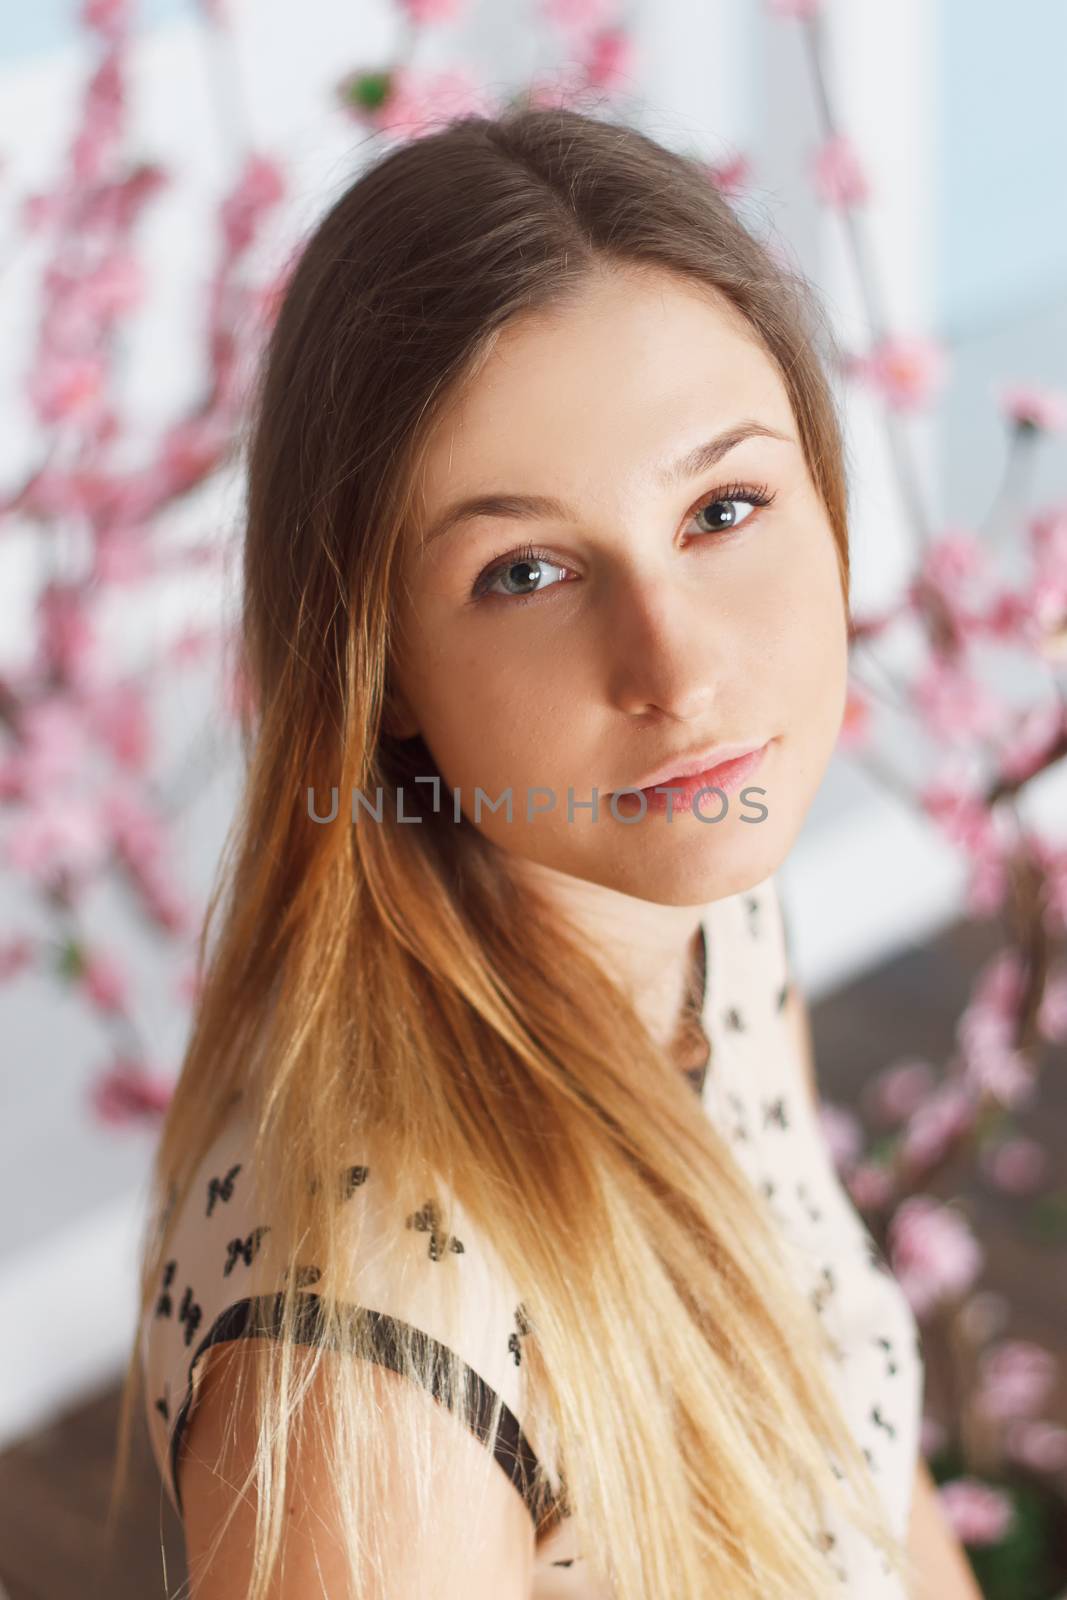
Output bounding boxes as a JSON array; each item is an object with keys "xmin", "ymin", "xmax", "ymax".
[{"xmin": 602, "ymin": 576, "xmax": 724, "ymax": 721}]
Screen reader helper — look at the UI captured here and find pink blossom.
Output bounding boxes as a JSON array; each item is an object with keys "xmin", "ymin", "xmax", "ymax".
[
  {"xmin": 71, "ymin": 56, "xmax": 126, "ymax": 186},
  {"xmin": 918, "ymin": 777, "xmax": 997, "ymax": 856},
  {"xmin": 813, "ymin": 134, "xmax": 869, "ymax": 209},
  {"xmin": 981, "ymin": 1135, "xmax": 1048, "ymax": 1195},
  {"xmin": 920, "ymin": 1413, "xmax": 947, "ymax": 1456},
  {"xmin": 888, "ymin": 1195, "xmax": 984, "ymax": 1317},
  {"xmin": 80, "ymin": 949, "xmax": 130, "ymax": 1015},
  {"xmin": 369, "ymin": 66, "xmax": 494, "ymax": 140},
  {"xmin": 102, "ymin": 783, "xmax": 168, "ymax": 871},
  {"xmin": 958, "ymin": 1288, "xmax": 1010, "ymax": 1343},
  {"xmin": 28, "ymin": 352, "xmax": 108, "ymax": 425},
  {"xmin": 140, "ymin": 872, "xmax": 194, "ymax": 936},
  {"xmin": 957, "ymin": 958, "xmax": 1037, "ymax": 1109},
  {"xmin": 912, "ymin": 654, "xmax": 1005, "ymax": 742},
  {"xmin": 4, "ymin": 796, "xmax": 110, "ymax": 886},
  {"xmin": 35, "ymin": 584, "xmax": 97, "ymax": 686},
  {"xmin": 80, "ymin": 251, "xmax": 144, "ymax": 320},
  {"xmin": 817, "ymin": 1101, "xmax": 863, "ymax": 1167},
  {"xmin": 1039, "ymin": 844, "xmax": 1067, "ymax": 934},
  {"xmin": 1005, "ymin": 1419, "xmax": 1067, "ymax": 1473},
  {"xmin": 21, "ymin": 192, "xmax": 61, "ymax": 232},
  {"xmin": 917, "ymin": 526, "xmax": 990, "ymax": 607},
  {"xmin": 704, "ymin": 153, "xmax": 750, "ymax": 198},
  {"xmin": 999, "ymin": 383, "xmax": 1067, "ymax": 434},
  {"xmin": 583, "ymin": 27, "xmax": 637, "ymax": 90},
  {"xmin": 0, "ymin": 938, "xmax": 36, "ymax": 983},
  {"xmin": 224, "ymin": 652, "xmax": 258, "ymax": 724},
  {"xmin": 978, "ymin": 586, "xmax": 1035, "ymax": 646},
  {"xmin": 958, "ymin": 1010, "xmax": 1035, "ymax": 1109},
  {"xmin": 1028, "ymin": 507, "xmax": 1067, "ymax": 647},
  {"xmin": 82, "ymin": 0, "xmax": 131, "ymax": 38},
  {"xmin": 85, "ymin": 682, "xmax": 152, "ymax": 771},
  {"xmin": 848, "ymin": 334, "xmax": 949, "ymax": 411},
  {"xmin": 846, "ymin": 1161, "xmax": 894, "ymax": 1209},
  {"xmin": 176, "ymin": 962, "xmax": 205, "ymax": 1006},
  {"xmin": 93, "ymin": 526, "xmax": 155, "ymax": 585},
  {"xmin": 847, "ymin": 606, "xmax": 899, "ymax": 643},
  {"xmin": 3, "ymin": 698, "xmax": 93, "ymax": 796},
  {"xmin": 90, "ymin": 1060, "xmax": 173, "ymax": 1125},
  {"xmin": 899, "ymin": 1081, "xmax": 977, "ymax": 1170},
  {"xmin": 541, "ymin": 0, "xmax": 616, "ymax": 31},
  {"xmin": 398, "ymin": 0, "xmax": 467, "ymax": 20},
  {"xmin": 976, "ymin": 1340, "xmax": 1057, "ymax": 1422},
  {"xmin": 1036, "ymin": 968, "xmax": 1067, "ymax": 1042},
  {"xmin": 964, "ymin": 847, "xmax": 1010, "ymax": 918},
  {"xmin": 837, "ymin": 686, "xmax": 871, "ymax": 749},
  {"xmin": 866, "ymin": 1058, "xmax": 934, "ymax": 1125},
  {"xmin": 995, "ymin": 700, "xmax": 1067, "ymax": 785},
  {"xmin": 1029, "ymin": 505, "xmax": 1067, "ymax": 572},
  {"xmin": 219, "ymin": 154, "xmax": 285, "ymax": 256},
  {"xmin": 938, "ymin": 1478, "xmax": 1014, "ymax": 1546},
  {"xmin": 972, "ymin": 950, "xmax": 1026, "ymax": 1014}
]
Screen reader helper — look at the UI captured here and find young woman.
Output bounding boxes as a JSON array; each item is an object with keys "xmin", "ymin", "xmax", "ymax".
[{"xmin": 115, "ymin": 104, "xmax": 981, "ymax": 1599}]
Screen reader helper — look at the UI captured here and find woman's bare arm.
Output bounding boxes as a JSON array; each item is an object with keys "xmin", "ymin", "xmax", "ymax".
[
  {"xmin": 180, "ymin": 1344, "xmax": 535, "ymax": 1599},
  {"xmin": 905, "ymin": 1454, "xmax": 983, "ymax": 1599}
]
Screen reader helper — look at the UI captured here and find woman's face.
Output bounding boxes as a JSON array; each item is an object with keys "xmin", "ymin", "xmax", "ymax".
[{"xmin": 388, "ymin": 265, "xmax": 848, "ymax": 908}]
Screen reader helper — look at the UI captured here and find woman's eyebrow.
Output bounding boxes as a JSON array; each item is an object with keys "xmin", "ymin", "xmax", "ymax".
[{"xmin": 420, "ymin": 419, "xmax": 793, "ymax": 549}]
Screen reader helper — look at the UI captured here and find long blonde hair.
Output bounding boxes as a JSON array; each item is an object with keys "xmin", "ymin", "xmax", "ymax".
[{"xmin": 111, "ymin": 103, "xmax": 914, "ymax": 1598}]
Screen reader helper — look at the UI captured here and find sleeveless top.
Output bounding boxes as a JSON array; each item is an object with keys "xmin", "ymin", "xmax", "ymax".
[{"xmin": 140, "ymin": 874, "xmax": 923, "ymax": 1594}]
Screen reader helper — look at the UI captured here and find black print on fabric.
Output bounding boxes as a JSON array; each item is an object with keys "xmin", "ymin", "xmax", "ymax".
[
  {"xmin": 178, "ymin": 1285, "xmax": 203, "ymax": 1347},
  {"xmin": 154, "ymin": 1259, "xmax": 177, "ymax": 1318},
  {"xmin": 344, "ymin": 1164, "xmax": 369, "ymax": 1198},
  {"xmin": 759, "ymin": 1178, "xmax": 776, "ymax": 1200},
  {"xmin": 281, "ymin": 1262, "xmax": 323, "ymax": 1289},
  {"xmin": 744, "ymin": 895, "xmax": 761, "ymax": 937},
  {"xmin": 811, "ymin": 1264, "xmax": 836, "ymax": 1314},
  {"xmin": 508, "ymin": 1302, "xmax": 532, "ymax": 1367},
  {"xmin": 406, "ymin": 1199, "xmax": 465, "ymax": 1261},
  {"xmin": 726, "ymin": 1089, "xmax": 750, "ymax": 1143},
  {"xmin": 762, "ymin": 1095, "xmax": 789, "ymax": 1130},
  {"xmin": 796, "ymin": 1181, "xmax": 822, "ymax": 1222},
  {"xmin": 874, "ymin": 1334, "xmax": 898, "ymax": 1376},
  {"xmin": 813, "ymin": 1527, "xmax": 847, "ymax": 1584},
  {"xmin": 870, "ymin": 1404, "xmax": 896, "ymax": 1440},
  {"xmin": 723, "ymin": 1006, "xmax": 746, "ymax": 1032},
  {"xmin": 223, "ymin": 1224, "xmax": 271, "ymax": 1277},
  {"xmin": 776, "ymin": 980, "xmax": 790, "ymax": 1012},
  {"xmin": 206, "ymin": 1163, "xmax": 242, "ymax": 1216}
]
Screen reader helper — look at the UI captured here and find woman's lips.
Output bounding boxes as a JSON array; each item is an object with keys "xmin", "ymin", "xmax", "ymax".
[{"xmin": 612, "ymin": 740, "xmax": 770, "ymax": 815}]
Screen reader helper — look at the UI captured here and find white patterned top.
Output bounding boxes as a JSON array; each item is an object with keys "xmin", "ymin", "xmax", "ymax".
[{"xmin": 140, "ymin": 873, "xmax": 923, "ymax": 1594}]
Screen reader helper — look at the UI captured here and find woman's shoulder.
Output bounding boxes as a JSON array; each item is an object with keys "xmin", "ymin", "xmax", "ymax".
[{"xmin": 139, "ymin": 1094, "xmax": 547, "ymax": 1525}]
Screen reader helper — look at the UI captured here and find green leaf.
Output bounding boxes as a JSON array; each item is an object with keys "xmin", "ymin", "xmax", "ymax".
[
  {"xmin": 1026, "ymin": 1191, "xmax": 1067, "ymax": 1245},
  {"xmin": 55, "ymin": 937, "xmax": 85, "ymax": 982},
  {"xmin": 345, "ymin": 71, "xmax": 392, "ymax": 113}
]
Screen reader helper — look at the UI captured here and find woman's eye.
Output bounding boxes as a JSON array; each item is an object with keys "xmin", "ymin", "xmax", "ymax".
[
  {"xmin": 688, "ymin": 481, "xmax": 776, "ymax": 537},
  {"xmin": 469, "ymin": 481, "xmax": 775, "ymax": 605},
  {"xmin": 470, "ymin": 545, "xmax": 571, "ymax": 604}
]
